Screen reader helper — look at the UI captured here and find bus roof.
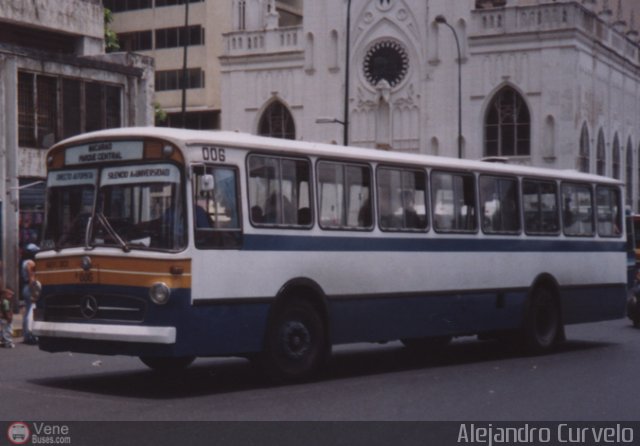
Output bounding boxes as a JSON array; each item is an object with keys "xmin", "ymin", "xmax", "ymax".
[{"xmin": 52, "ymin": 126, "xmax": 621, "ymax": 185}]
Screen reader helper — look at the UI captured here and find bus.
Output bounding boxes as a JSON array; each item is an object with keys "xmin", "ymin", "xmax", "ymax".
[
  {"xmin": 629, "ymin": 214, "xmax": 640, "ymax": 265},
  {"xmin": 626, "ymin": 213, "xmax": 640, "ymax": 326},
  {"xmin": 32, "ymin": 127, "xmax": 627, "ymax": 381}
]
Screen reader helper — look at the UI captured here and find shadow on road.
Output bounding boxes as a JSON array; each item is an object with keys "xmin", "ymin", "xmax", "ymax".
[{"xmin": 30, "ymin": 337, "xmax": 613, "ymax": 400}]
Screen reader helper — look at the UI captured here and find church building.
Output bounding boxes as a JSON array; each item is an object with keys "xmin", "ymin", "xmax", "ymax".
[{"xmin": 220, "ymin": 0, "xmax": 640, "ymax": 210}]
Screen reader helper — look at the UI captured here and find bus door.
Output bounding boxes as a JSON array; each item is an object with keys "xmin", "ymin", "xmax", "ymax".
[{"xmin": 191, "ymin": 165, "xmax": 242, "ymax": 249}]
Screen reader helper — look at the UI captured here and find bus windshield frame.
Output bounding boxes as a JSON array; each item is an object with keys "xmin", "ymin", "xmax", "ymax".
[{"xmin": 42, "ymin": 162, "xmax": 187, "ymax": 253}]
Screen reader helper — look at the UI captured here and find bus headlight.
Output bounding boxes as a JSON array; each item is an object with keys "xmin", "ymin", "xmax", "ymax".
[
  {"xmin": 149, "ymin": 282, "xmax": 171, "ymax": 305},
  {"xmin": 30, "ymin": 281, "xmax": 43, "ymax": 302}
]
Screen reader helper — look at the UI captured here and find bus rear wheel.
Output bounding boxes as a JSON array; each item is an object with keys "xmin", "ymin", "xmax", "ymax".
[
  {"xmin": 139, "ymin": 356, "xmax": 196, "ymax": 372},
  {"xmin": 521, "ymin": 286, "xmax": 561, "ymax": 354},
  {"xmin": 261, "ymin": 300, "xmax": 328, "ymax": 383}
]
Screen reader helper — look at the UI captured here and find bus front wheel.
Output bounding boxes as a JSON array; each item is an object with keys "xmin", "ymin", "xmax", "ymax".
[
  {"xmin": 261, "ymin": 300, "xmax": 328, "ymax": 383},
  {"xmin": 521, "ymin": 286, "xmax": 561, "ymax": 354}
]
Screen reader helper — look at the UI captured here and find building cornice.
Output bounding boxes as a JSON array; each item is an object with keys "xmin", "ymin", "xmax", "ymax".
[
  {"xmin": 0, "ymin": 43, "xmax": 150, "ymax": 77},
  {"xmin": 219, "ymin": 50, "xmax": 304, "ymax": 69},
  {"xmin": 469, "ymin": 2, "xmax": 640, "ymax": 70}
]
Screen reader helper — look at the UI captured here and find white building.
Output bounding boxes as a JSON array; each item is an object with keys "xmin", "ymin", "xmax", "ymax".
[{"xmin": 220, "ymin": 0, "xmax": 640, "ymax": 210}]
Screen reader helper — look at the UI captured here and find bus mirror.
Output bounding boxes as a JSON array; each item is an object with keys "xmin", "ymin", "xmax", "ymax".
[{"xmin": 200, "ymin": 174, "xmax": 215, "ymax": 192}]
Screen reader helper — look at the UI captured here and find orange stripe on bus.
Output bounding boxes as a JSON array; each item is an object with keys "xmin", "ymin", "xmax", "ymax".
[{"xmin": 36, "ymin": 256, "xmax": 191, "ymax": 289}]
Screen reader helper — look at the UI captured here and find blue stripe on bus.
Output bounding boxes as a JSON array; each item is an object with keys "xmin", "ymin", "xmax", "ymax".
[
  {"xmin": 243, "ymin": 234, "xmax": 625, "ymax": 253},
  {"xmin": 39, "ymin": 282, "xmax": 627, "ymax": 358}
]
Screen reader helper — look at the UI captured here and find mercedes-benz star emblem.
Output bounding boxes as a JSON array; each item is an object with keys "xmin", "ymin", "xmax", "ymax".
[
  {"xmin": 81, "ymin": 255, "xmax": 92, "ymax": 271},
  {"xmin": 80, "ymin": 295, "xmax": 99, "ymax": 319}
]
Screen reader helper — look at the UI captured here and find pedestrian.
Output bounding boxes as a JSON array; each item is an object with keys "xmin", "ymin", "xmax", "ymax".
[
  {"xmin": 1, "ymin": 288, "xmax": 15, "ymax": 348},
  {"xmin": 21, "ymin": 243, "xmax": 39, "ymax": 345}
]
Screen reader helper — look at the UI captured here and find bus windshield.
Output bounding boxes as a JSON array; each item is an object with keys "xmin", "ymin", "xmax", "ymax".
[
  {"xmin": 92, "ymin": 164, "xmax": 186, "ymax": 251},
  {"xmin": 43, "ymin": 169, "xmax": 97, "ymax": 250},
  {"xmin": 42, "ymin": 164, "xmax": 186, "ymax": 252}
]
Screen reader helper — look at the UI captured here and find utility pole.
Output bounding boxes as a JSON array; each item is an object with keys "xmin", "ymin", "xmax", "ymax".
[{"xmin": 181, "ymin": 0, "xmax": 190, "ymax": 128}]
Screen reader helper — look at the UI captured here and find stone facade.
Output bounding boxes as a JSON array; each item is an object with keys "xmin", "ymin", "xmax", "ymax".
[{"xmin": 220, "ymin": 0, "xmax": 640, "ymax": 210}]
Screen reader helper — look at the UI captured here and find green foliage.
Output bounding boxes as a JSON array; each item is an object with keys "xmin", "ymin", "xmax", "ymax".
[
  {"xmin": 154, "ymin": 102, "xmax": 168, "ymax": 124},
  {"xmin": 104, "ymin": 8, "xmax": 120, "ymax": 52}
]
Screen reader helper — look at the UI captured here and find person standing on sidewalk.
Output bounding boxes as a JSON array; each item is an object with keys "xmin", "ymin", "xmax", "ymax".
[
  {"xmin": 21, "ymin": 244, "xmax": 39, "ymax": 345},
  {"xmin": 1, "ymin": 288, "xmax": 15, "ymax": 348}
]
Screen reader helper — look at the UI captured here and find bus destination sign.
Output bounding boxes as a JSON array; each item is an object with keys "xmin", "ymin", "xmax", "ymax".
[{"xmin": 65, "ymin": 141, "xmax": 144, "ymax": 165}]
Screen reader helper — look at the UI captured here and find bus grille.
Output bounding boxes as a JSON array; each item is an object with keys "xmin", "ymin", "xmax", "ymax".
[{"xmin": 43, "ymin": 294, "xmax": 147, "ymax": 323}]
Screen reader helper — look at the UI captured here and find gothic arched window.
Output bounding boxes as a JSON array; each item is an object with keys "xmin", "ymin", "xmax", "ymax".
[
  {"xmin": 484, "ymin": 87, "xmax": 530, "ymax": 157},
  {"xmin": 578, "ymin": 123, "xmax": 590, "ymax": 173},
  {"xmin": 637, "ymin": 143, "xmax": 640, "ymax": 210},
  {"xmin": 612, "ymin": 134, "xmax": 620, "ymax": 179},
  {"xmin": 238, "ymin": 0, "xmax": 246, "ymax": 30},
  {"xmin": 258, "ymin": 101, "xmax": 295, "ymax": 140},
  {"xmin": 626, "ymin": 138, "xmax": 633, "ymax": 206},
  {"xmin": 596, "ymin": 129, "xmax": 606, "ymax": 176}
]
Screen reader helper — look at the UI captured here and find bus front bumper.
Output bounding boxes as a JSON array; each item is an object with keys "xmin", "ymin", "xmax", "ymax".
[{"xmin": 33, "ymin": 321, "xmax": 176, "ymax": 344}]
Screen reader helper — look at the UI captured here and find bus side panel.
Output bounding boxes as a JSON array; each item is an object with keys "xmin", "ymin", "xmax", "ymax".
[
  {"xmin": 560, "ymin": 284, "xmax": 627, "ymax": 325},
  {"xmin": 328, "ymin": 291, "xmax": 528, "ymax": 344},
  {"xmin": 178, "ymin": 302, "xmax": 270, "ymax": 356},
  {"xmin": 328, "ymin": 283, "xmax": 627, "ymax": 345}
]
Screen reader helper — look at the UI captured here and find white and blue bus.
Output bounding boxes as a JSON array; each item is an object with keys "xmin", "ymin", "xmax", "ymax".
[{"xmin": 33, "ymin": 127, "xmax": 627, "ymax": 381}]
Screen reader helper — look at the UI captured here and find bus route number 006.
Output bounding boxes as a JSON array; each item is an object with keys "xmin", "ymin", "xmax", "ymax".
[{"xmin": 202, "ymin": 146, "xmax": 226, "ymax": 162}]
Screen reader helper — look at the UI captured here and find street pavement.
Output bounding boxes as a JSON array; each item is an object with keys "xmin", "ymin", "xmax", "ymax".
[{"xmin": 2, "ymin": 318, "xmax": 639, "ymax": 421}]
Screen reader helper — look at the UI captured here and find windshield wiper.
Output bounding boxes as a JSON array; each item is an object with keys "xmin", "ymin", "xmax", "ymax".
[
  {"xmin": 95, "ymin": 212, "xmax": 130, "ymax": 252},
  {"xmin": 84, "ymin": 215, "xmax": 94, "ymax": 250}
]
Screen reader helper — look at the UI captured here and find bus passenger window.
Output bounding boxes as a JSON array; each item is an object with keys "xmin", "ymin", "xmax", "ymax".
[
  {"xmin": 596, "ymin": 186, "xmax": 622, "ymax": 237},
  {"xmin": 479, "ymin": 176, "xmax": 520, "ymax": 234},
  {"xmin": 522, "ymin": 180, "xmax": 559, "ymax": 235},
  {"xmin": 431, "ymin": 171, "xmax": 477, "ymax": 233},
  {"xmin": 561, "ymin": 183, "xmax": 594, "ymax": 237},
  {"xmin": 377, "ymin": 167, "xmax": 428, "ymax": 231},
  {"xmin": 318, "ymin": 161, "xmax": 372, "ymax": 230},
  {"xmin": 192, "ymin": 166, "xmax": 242, "ymax": 249},
  {"xmin": 248, "ymin": 155, "xmax": 312, "ymax": 228}
]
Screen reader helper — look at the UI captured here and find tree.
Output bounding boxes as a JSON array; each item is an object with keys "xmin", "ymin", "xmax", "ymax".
[
  {"xmin": 154, "ymin": 102, "xmax": 168, "ymax": 125},
  {"xmin": 104, "ymin": 8, "xmax": 120, "ymax": 53}
]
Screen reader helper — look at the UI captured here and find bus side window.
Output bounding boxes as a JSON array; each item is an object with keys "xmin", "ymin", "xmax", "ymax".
[
  {"xmin": 561, "ymin": 183, "xmax": 594, "ymax": 237},
  {"xmin": 431, "ymin": 171, "xmax": 477, "ymax": 233},
  {"xmin": 318, "ymin": 161, "xmax": 372, "ymax": 230},
  {"xmin": 248, "ymin": 155, "xmax": 312, "ymax": 228},
  {"xmin": 479, "ymin": 175, "xmax": 520, "ymax": 234},
  {"xmin": 377, "ymin": 167, "xmax": 428, "ymax": 231},
  {"xmin": 522, "ymin": 179, "xmax": 559, "ymax": 235},
  {"xmin": 596, "ymin": 186, "xmax": 622, "ymax": 237}
]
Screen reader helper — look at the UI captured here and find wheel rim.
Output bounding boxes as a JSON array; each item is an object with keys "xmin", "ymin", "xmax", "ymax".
[
  {"xmin": 265, "ymin": 302, "xmax": 326, "ymax": 380},
  {"xmin": 279, "ymin": 320, "xmax": 312, "ymax": 360}
]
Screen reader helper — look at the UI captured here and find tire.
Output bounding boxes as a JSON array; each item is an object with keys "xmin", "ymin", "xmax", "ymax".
[
  {"xmin": 261, "ymin": 300, "xmax": 328, "ymax": 383},
  {"xmin": 521, "ymin": 286, "xmax": 561, "ymax": 354},
  {"xmin": 139, "ymin": 356, "xmax": 195, "ymax": 372}
]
